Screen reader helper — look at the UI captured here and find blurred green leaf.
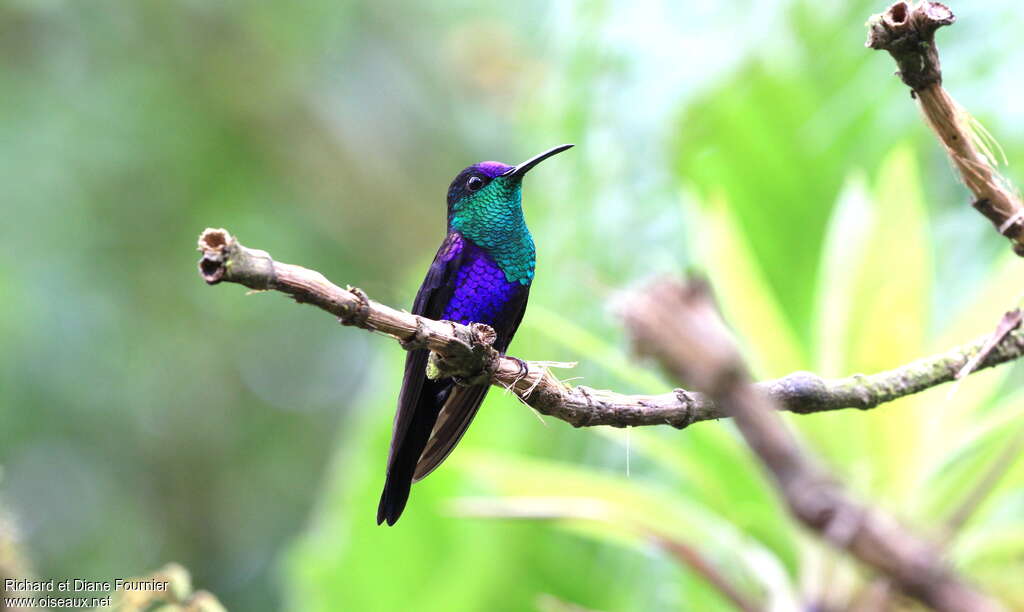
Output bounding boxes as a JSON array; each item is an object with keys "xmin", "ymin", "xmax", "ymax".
[
  {"xmin": 454, "ymin": 451, "xmax": 798, "ymax": 608},
  {"xmin": 693, "ymin": 193, "xmax": 807, "ymax": 378}
]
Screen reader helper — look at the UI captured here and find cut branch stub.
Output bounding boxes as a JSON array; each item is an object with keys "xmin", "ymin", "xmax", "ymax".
[
  {"xmin": 197, "ymin": 228, "xmax": 275, "ymax": 289},
  {"xmin": 865, "ymin": 1, "xmax": 955, "ymax": 91},
  {"xmin": 197, "ymin": 228, "xmax": 231, "ymax": 284}
]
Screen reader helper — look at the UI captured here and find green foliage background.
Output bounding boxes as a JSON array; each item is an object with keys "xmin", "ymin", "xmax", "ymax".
[{"xmin": 1, "ymin": 0, "xmax": 1022, "ymax": 610}]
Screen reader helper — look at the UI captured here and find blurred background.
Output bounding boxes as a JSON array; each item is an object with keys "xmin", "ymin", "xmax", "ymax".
[{"xmin": 2, "ymin": 0, "xmax": 1023, "ymax": 610}]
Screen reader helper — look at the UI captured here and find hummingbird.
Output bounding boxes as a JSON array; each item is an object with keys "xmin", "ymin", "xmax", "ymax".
[{"xmin": 377, "ymin": 144, "xmax": 574, "ymax": 525}]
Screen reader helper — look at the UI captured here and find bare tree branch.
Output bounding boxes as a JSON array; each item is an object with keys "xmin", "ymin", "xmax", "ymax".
[
  {"xmin": 867, "ymin": 1, "xmax": 1024, "ymax": 256},
  {"xmin": 652, "ymin": 536, "xmax": 763, "ymax": 612},
  {"xmin": 619, "ymin": 278, "xmax": 1000, "ymax": 612},
  {"xmin": 197, "ymin": 228, "xmax": 1024, "ymax": 432}
]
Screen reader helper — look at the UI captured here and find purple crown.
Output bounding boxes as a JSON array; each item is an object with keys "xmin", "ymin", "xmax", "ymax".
[{"xmin": 476, "ymin": 161, "xmax": 513, "ymax": 178}]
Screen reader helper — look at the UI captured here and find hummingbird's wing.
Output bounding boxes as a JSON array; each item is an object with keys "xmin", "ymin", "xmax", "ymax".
[
  {"xmin": 412, "ymin": 383, "xmax": 488, "ymax": 482},
  {"xmin": 411, "ymin": 287, "xmax": 530, "ymax": 482},
  {"xmin": 377, "ymin": 232, "xmax": 466, "ymax": 526}
]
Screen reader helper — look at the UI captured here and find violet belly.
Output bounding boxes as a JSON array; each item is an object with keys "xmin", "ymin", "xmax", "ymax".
[{"xmin": 442, "ymin": 242, "xmax": 525, "ymax": 329}]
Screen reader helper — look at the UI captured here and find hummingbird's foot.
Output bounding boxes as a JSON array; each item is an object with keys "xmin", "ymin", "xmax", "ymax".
[{"xmin": 450, "ymin": 349, "xmax": 500, "ymax": 387}]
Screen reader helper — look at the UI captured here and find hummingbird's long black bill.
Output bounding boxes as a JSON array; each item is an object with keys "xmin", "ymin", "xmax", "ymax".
[{"xmin": 503, "ymin": 144, "xmax": 574, "ymax": 179}]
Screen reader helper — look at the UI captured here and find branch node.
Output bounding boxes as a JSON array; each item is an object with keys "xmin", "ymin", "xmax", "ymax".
[
  {"xmin": 771, "ymin": 371, "xmax": 830, "ymax": 414},
  {"xmin": 399, "ymin": 318, "xmax": 431, "ymax": 351},
  {"xmin": 339, "ymin": 286, "xmax": 371, "ymax": 328},
  {"xmin": 572, "ymin": 386, "xmax": 598, "ymax": 428},
  {"xmin": 671, "ymin": 388, "xmax": 698, "ymax": 429},
  {"xmin": 971, "ymin": 197, "xmax": 1024, "ymax": 242}
]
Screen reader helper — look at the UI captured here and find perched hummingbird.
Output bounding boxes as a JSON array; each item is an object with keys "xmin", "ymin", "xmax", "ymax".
[{"xmin": 377, "ymin": 144, "xmax": 574, "ymax": 525}]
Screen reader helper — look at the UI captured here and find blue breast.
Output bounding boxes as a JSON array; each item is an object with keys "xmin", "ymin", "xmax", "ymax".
[{"xmin": 442, "ymin": 243, "xmax": 522, "ymax": 327}]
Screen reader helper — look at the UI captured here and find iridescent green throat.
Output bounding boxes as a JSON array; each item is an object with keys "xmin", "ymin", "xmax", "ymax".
[{"xmin": 448, "ymin": 176, "xmax": 536, "ymax": 285}]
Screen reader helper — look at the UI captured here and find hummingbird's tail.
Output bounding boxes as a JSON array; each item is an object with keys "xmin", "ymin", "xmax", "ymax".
[
  {"xmin": 377, "ymin": 376, "xmax": 447, "ymax": 525},
  {"xmin": 378, "ymin": 348, "xmax": 491, "ymax": 525}
]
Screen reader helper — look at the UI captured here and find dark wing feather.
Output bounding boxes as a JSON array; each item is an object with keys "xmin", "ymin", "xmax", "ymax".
[
  {"xmin": 377, "ymin": 233, "xmax": 464, "ymax": 525},
  {"xmin": 411, "ymin": 383, "xmax": 488, "ymax": 482},
  {"xmin": 412, "ymin": 286, "xmax": 530, "ymax": 481}
]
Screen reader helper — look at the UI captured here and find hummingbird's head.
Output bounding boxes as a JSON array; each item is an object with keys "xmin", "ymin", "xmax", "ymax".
[{"xmin": 446, "ymin": 144, "xmax": 573, "ymax": 227}]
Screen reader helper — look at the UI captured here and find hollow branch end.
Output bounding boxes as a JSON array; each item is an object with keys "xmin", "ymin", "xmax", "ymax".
[
  {"xmin": 197, "ymin": 228, "xmax": 235, "ymax": 284},
  {"xmin": 196, "ymin": 228, "xmax": 275, "ymax": 290},
  {"xmin": 866, "ymin": 1, "xmax": 955, "ymax": 91}
]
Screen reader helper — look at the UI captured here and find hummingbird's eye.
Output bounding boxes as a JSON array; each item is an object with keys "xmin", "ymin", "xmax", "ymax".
[{"xmin": 466, "ymin": 176, "xmax": 484, "ymax": 191}]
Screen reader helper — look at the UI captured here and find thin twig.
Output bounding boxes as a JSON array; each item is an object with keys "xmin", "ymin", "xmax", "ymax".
[
  {"xmin": 955, "ymin": 309, "xmax": 1022, "ymax": 380},
  {"xmin": 652, "ymin": 536, "xmax": 763, "ymax": 612},
  {"xmin": 943, "ymin": 424, "xmax": 1024, "ymax": 540}
]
